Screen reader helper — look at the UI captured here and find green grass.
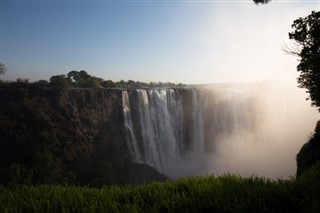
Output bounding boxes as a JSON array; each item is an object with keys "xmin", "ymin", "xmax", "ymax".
[{"xmin": 1, "ymin": 168, "xmax": 320, "ymax": 213}]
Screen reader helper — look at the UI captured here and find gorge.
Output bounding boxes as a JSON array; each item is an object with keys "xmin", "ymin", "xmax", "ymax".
[{"xmin": 0, "ymin": 83, "xmax": 318, "ymax": 186}]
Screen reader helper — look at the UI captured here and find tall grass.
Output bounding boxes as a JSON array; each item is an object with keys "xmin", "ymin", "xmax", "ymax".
[{"xmin": 1, "ymin": 167, "xmax": 319, "ymax": 213}]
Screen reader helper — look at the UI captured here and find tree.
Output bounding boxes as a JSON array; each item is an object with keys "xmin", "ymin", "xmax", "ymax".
[
  {"xmin": 252, "ymin": 2, "xmax": 320, "ymax": 111},
  {"xmin": 296, "ymin": 120, "xmax": 320, "ymax": 177},
  {"xmin": 34, "ymin": 80, "xmax": 49, "ymax": 87},
  {"xmin": 288, "ymin": 11, "xmax": 320, "ymax": 110},
  {"xmin": 67, "ymin": 70, "xmax": 102, "ymax": 88},
  {"xmin": 82, "ymin": 77, "xmax": 101, "ymax": 88},
  {"xmin": 253, "ymin": 0, "xmax": 271, "ymax": 4},
  {"xmin": 0, "ymin": 63, "xmax": 7, "ymax": 79},
  {"xmin": 49, "ymin": 75, "xmax": 71, "ymax": 91},
  {"xmin": 101, "ymin": 80, "xmax": 115, "ymax": 88},
  {"xmin": 67, "ymin": 70, "xmax": 87, "ymax": 86}
]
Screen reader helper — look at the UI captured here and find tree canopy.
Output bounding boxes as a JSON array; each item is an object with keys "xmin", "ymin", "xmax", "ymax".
[
  {"xmin": 253, "ymin": 0, "xmax": 271, "ymax": 4},
  {"xmin": 288, "ymin": 11, "xmax": 320, "ymax": 110},
  {"xmin": 45, "ymin": 70, "xmax": 185, "ymax": 89}
]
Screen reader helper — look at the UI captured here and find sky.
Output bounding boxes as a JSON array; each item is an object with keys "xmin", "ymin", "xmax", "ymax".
[{"xmin": 0, "ymin": 0, "xmax": 319, "ymax": 84}]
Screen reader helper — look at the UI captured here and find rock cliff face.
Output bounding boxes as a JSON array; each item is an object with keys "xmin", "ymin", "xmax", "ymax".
[{"xmin": 0, "ymin": 84, "xmax": 167, "ymax": 186}]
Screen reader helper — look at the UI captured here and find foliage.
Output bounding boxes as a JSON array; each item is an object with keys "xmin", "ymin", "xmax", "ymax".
[
  {"xmin": 101, "ymin": 80, "xmax": 116, "ymax": 88},
  {"xmin": 16, "ymin": 78, "xmax": 29, "ymax": 83},
  {"xmin": 49, "ymin": 74, "xmax": 71, "ymax": 91},
  {"xmin": 0, "ymin": 173, "xmax": 319, "ymax": 213},
  {"xmin": 34, "ymin": 80, "xmax": 49, "ymax": 87},
  {"xmin": 253, "ymin": 0, "xmax": 271, "ymax": 4},
  {"xmin": 0, "ymin": 85, "xmax": 120, "ymax": 187},
  {"xmin": 0, "ymin": 104, "xmax": 62, "ymax": 186},
  {"xmin": 71, "ymin": 159, "xmax": 115, "ymax": 187},
  {"xmin": 288, "ymin": 11, "xmax": 320, "ymax": 110},
  {"xmin": 0, "ymin": 69, "xmax": 186, "ymax": 89},
  {"xmin": 32, "ymin": 144, "xmax": 60, "ymax": 184},
  {"xmin": 294, "ymin": 162, "xmax": 320, "ymax": 212},
  {"xmin": 296, "ymin": 120, "xmax": 320, "ymax": 177},
  {"xmin": 89, "ymin": 161, "xmax": 115, "ymax": 187},
  {"xmin": 67, "ymin": 70, "xmax": 102, "ymax": 88}
]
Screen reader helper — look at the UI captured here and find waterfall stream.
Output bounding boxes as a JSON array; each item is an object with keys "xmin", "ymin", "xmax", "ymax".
[
  {"xmin": 122, "ymin": 88, "xmax": 254, "ymax": 177},
  {"xmin": 121, "ymin": 85, "xmax": 318, "ymax": 178}
]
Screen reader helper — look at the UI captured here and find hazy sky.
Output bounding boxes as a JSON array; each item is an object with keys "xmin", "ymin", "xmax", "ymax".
[{"xmin": 1, "ymin": 0, "xmax": 319, "ymax": 84}]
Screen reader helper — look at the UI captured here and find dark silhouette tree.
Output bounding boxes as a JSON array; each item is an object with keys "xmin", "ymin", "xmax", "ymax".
[
  {"xmin": 296, "ymin": 120, "xmax": 320, "ymax": 177},
  {"xmin": 253, "ymin": 0, "xmax": 271, "ymax": 4},
  {"xmin": 251, "ymin": 1, "xmax": 320, "ymax": 111},
  {"xmin": 288, "ymin": 11, "xmax": 320, "ymax": 110},
  {"xmin": 0, "ymin": 63, "xmax": 6, "ymax": 79}
]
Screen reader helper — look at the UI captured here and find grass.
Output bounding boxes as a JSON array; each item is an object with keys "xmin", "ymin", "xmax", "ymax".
[{"xmin": 1, "ymin": 168, "xmax": 320, "ymax": 213}]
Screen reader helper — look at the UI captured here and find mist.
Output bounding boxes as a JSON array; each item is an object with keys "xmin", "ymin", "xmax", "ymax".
[{"xmin": 179, "ymin": 83, "xmax": 318, "ymax": 179}]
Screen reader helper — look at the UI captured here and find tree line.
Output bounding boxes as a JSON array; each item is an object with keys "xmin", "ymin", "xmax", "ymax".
[{"xmin": 0, "ymin": 69, "xmax": 186, "ymax": 90}]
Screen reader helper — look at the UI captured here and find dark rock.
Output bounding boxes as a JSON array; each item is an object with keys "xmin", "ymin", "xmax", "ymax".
[{"xmin": 0, "ymin": 85, "xmax": 167, "ymax": 185}]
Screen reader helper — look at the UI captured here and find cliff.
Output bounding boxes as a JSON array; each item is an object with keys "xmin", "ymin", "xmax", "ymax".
[{"xmin": 0, "ymin": 84, "xmax": 167, "ymax": 186}]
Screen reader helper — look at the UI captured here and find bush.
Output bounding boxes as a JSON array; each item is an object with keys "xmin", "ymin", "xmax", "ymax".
[{"xmin": 296, "ymin": 121, "xmax": 320, "ymax": 177}]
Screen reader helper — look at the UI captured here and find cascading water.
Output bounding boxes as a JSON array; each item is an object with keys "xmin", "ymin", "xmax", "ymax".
[
  {"xmin": 122, "ymin": 91, "xmax": 141, "ymax": 161},
  {"xmin": 122, "ymin": 85, "xmax": 318, "ymax": 178},
  {"xmin": 122, "ymin": 87, "xmax": 257, "ymax": 177}
]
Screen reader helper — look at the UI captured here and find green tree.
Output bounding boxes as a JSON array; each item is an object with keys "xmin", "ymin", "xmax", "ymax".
[
  {"xmin": 82, "ymin": 77, "xmax": 101, "ymax": 88},
  {"xmin": 68, "ymin": 70, "xmax": 89, "ymax": 86},
  {"xmin": 67, "ymin": 70, "xmax": 102, "ymax": 88},
  {"xmin": 49, "ymin": 75, "xmax": 71, "ymax": 91},
  {"xmin": 288, "ymin": 11, "xmax": 320, "ymax": 110},
  {"xmin": 101, "ymin": 80, "xmax": 116, "ymax": 88},
  {"xmin": 116, "ymin": 80, "xmax": 126, "ymax": 88}
]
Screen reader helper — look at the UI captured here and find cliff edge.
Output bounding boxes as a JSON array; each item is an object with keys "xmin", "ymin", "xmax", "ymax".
[{"xmin": 0, "ymin": 84, "xmax": 167, "ymax": 186}]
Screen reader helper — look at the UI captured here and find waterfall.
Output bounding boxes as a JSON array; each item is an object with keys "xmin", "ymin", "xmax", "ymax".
[
  {"xmin": 122, "ymin": 88, "xmax": 253, "ymax": 177},
  {"xmin": 191, "ymin": 89, "xmax": 204, "ymax": 154},
  {"xmin": 122, "ymin": 85, "xmax": 319, "ymax": 178},
  {"xmin": 122, "ymin": 91, "xmax": 141, "ymax": 161}
]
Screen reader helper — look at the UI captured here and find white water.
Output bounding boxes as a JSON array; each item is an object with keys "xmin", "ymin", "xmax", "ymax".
[{"xmin": 122, "ymin": 84, "xmax": 318, "ymax": 179}]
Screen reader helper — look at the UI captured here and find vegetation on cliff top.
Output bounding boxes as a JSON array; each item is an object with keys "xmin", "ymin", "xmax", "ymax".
[{"xmin": 0, "ymin": 69, "xmax": 186, "ymax": 90}]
